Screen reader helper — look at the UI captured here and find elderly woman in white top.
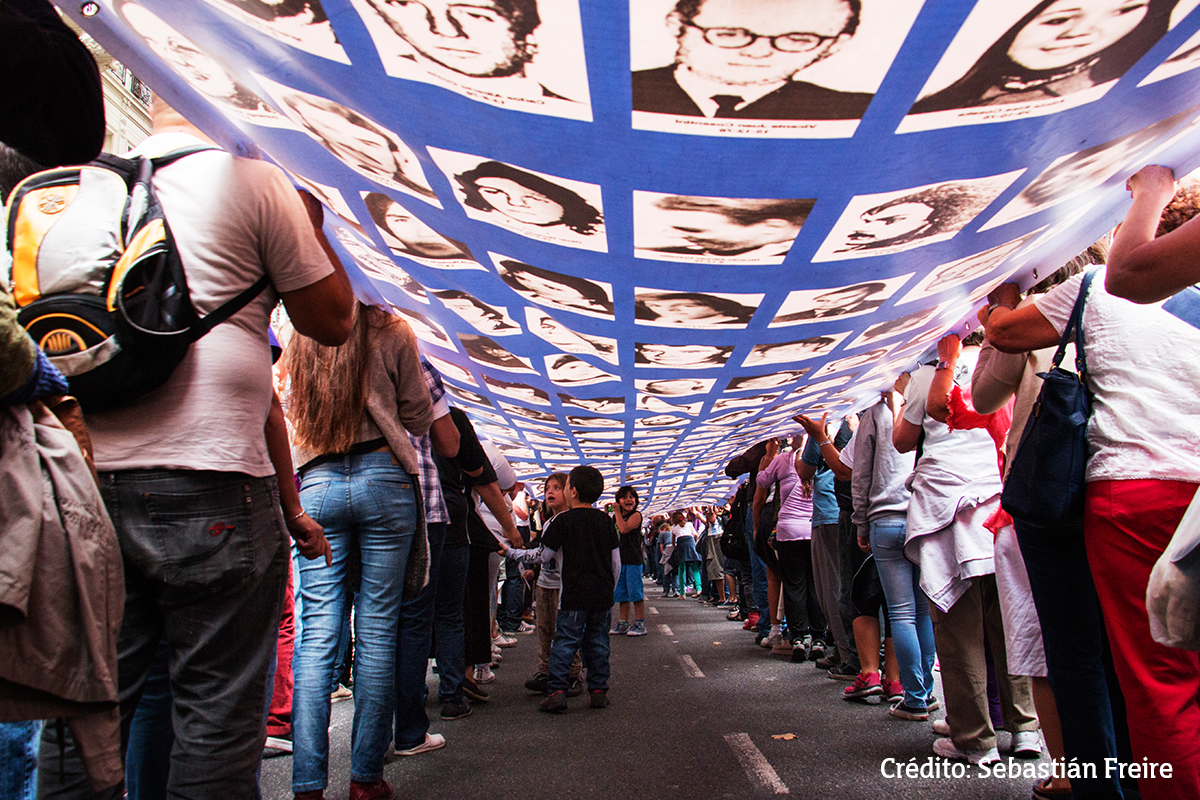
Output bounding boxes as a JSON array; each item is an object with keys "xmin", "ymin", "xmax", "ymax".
[{"xmin": 894, "ymin": 351, "xmax": 1037, "ymax": 766}]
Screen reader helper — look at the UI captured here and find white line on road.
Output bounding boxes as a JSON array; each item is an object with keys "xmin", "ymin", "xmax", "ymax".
[
  {"xmin": 659, "ymin": 624, "xmax": 673, "ymax": 636},
  {"xmin": 678, "ymin": 654, "xmax": 704, "ymax": 678},
  {"xmin": 648, "ymin": 606, "xmax": 659, "ymax": 615},
  {"xmin": 724, "ymin": 733, "xmax": 789, "ymax": 794}
]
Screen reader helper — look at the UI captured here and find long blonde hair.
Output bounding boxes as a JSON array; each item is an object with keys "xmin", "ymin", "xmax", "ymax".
[{"xmin": 283, "ymin": 302, "xmax": 384, "ymax": 453}]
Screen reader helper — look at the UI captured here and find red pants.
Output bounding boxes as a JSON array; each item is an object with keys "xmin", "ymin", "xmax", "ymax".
[
  {"xmin": 266, "ymin": 556, "xmax": 295, "ymax": 737},
  {"xmin": 1086, "ymin": 479, "xmax": 1200, "ymax": 800}
]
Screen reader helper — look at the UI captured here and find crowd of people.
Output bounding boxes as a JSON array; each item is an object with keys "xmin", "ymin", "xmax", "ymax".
[{"xmin": 4, "ymin": 4, "xmax": 1200, "ymax": 800}]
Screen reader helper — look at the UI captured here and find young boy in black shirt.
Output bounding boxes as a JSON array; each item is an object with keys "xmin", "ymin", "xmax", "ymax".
[{"xmin": 506, "ymin": 465, "xmax": 619, "ymax": 712}]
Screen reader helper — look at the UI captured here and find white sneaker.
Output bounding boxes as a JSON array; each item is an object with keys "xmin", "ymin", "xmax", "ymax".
[
  {"xmin": 931, "ymin": 719, "xmax": 950, "ymax": 736},
  {"xmin": 516, "ymin": 621, "xmax": 536, "ymax": 634},
  {"xmin": 493, "ymin": 634, "xmax": 517, "ymax": 648},
  {"xmin": 1012, "ymin": 730, "xmax": 1042, "ymax": 759},
  {"xmin": 396, "ymin": 732, "xmax": 446, "ymax": 757},
  {"xmin": 761, "ymin": 632, "xmax": 783, "ymax": 648},
  {"xmin": 933, "ymin": 737, "xmax": 1000, "ymax": 766},
  {"xmin": 474, "ymin": 665, "xmax": 496, "ymax": 684}
]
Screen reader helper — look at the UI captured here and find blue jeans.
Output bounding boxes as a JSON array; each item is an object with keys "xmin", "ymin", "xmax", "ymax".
[
  {"xmin": 395, "ymin": 521, "xmax": 445, "ymax": 750},
  {"xmin": 292, "ymin": 454, "xmax": 417, "ymax": 792},
  {"xmin": 745, "ymin": 505, "xmax": 770, "ymax": 634},
  {"xmin": 497, "ymin": 556, "xmax": 524, "ymax": 633},
  {"xmin": 548, "ymin": 608, "xmax": 611, "ymax": 693},
  {"xmin": 1, "ymin": 721, "xmax": 41, "ymax": 800},
  {"xmin": 125, "ymin": 639, "xmax": 172, "ymax": 800},
  {"xmin": 434, "ymin": 543, "xmax": 469, "ymax": 703},
  {"xmin": 1015, "ymin": 517, "xmax": 1129, "ymax": 799},
  {"xmin": 870, "ymin": 515, "xmax": 936, "ymax": 709},
  {"xmin": 39, "ymin": 470, "xmax": 287, "ymax": 800}
]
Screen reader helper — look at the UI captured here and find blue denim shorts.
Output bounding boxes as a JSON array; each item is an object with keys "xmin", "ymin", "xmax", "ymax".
[{"xmin": 613, "ymin": 564, "xmax": 644, "ymax": 603}]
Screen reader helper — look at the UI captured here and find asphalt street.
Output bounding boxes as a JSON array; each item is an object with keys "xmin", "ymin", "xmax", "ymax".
[{"xmin": 261, "ymin": 580, "xmax": 1051, "ymax": 799}]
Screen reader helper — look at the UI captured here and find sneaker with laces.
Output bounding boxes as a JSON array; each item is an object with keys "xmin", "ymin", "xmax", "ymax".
[
  {"xmin": 931, "ymin": 719, "xmax": 950, "ymax": 735},
  {"xmin": 440, "ymin": 699, "xmax": 471, "ymax": 720},
  {"xmin": 890, "ymin": 702, "xmax": 930, "ymax": 721},
  {"xmin": 843, "ymin": 672, "xmax": 883, "ymax": 700},
  {"xmin": 516, "ymin": 621, "xmax": 536, "ymax": 634},
  {"xmin": 932, "ymin": 737, "xmax": 1000, "ymax": 766},
  {"xmin": 762, "ymin": 631, "xmax": 783, "ymax": 649},
  {"xmin": 524, "ymin": 672, "xmax": 549, "ymax": 693},
  {"xmin": 726, "ymin": 609, "xmax": 743, "ymax": 621},
  {"xmin": 566, "ymin": 677, "xmax": 584, "ymax": 697},
  {"xmin": 882, "ymin": 680, "xmax": 904, "ymax": 703},
  {"xmin": 626, "ymin": 620, "xmax": 648, "ymax": 636},
  {"xmin": 539, "ymin": 690, "xmax": 568, "ymax": 714},
  {"xmin": 827, "ymin": 662, "xmax": 858, "ymax": 680},
  {"xmin": 589, "ymin": 689, "xmax": 609, "ymax": 709},
  {"xmin": 493, "ymin": 634, "xmax": 517, "ymax": 648},
  {"xmin": 610, "ymin": 620, "xmax": 630, "ymax": 635},
  {"xmin": 395, "ymin": 733, "xmax": 446, "ymax": 757},
  {"xmin": 790, "ymin": 640, "xmax": 809, "ymax": 663},
  {"xmin": 473, "ymin": 665, "xmax": 495, "ymax": 684},
  {"xmin": 1012, "ymin": 730, "xmax": 1042, "ymax": 759},
  {"xmin": 742, "ymin": 613, "xmax": 760, "ymax": 630},
  {"xmin": 263, "ymin": 733, "xmax": 292, "ymax": 758}
]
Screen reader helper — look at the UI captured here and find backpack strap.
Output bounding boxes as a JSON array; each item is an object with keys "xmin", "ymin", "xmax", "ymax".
[{"xmin": 186, "ymin": 274, "xmax": 272, "ymax": 344}]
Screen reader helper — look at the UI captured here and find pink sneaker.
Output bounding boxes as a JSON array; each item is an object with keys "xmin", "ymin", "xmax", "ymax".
[
  {"xmin": 882, "ymin": 680, "xmax": 904, "ymax": 703},
  {"xmin": 843, "ymin": 671, "xmax": 882, "ymax": 700}
]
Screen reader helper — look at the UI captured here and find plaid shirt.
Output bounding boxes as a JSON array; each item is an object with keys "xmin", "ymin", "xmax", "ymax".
[{"xmin": 409, "ymin": 358, "xmax": 449, "ymax": 524}]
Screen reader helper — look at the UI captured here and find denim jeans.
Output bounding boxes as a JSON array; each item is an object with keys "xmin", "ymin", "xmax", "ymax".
[
  {"xmin": 434, "ymin": 543, "xmax": 469, "ymax": 703},
  {"xmin": 292, "ymin": 454, "xmax": 417, "ymax": 792},
  {"xmin": 870, "ymin": 515, "xmax": 936, "ymax": 709},
  {"xmin": 745, "ymin": 505, "xmax": 770, "ymax": 634},
  {"xmin": 38, "ymin": 470, "xmax": 288, "ymax": 800},
  {"xmin": 1015, "ymin": 517, "xmax": 1129, "ymax": 799},
  {"xmin": 125, "ymin": 639, "xmax": 172, "ymax": 800},
  {"xmin": 1, "ymin": 721, "xmax": 41, "ymax": 800},
  {"xmin": 497, "ymin": 555, "xmax": 524, "ymax": 633},
  {"xmin": 395, "ymin": 521, "xmax": 445, "ymax": 750},
  {"xmin": 548, "ymin": 608, "xmax": 611, "ymax": 693}
]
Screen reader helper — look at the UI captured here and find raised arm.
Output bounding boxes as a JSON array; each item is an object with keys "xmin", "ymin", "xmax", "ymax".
[
  {"xmin": 279, "ymin": 191, "xmax": 354, "ymax": 346},
  {"xmin": 926, "ymin": 335, "xmax": 960, "ymax": 424},
  {"xmin": 1106, "ymin": 165, "xmax": 1200, "ymax": 303},
  {"xmin": 983, "ymin": 283, "xmax": 1061, "ymax": 354}
]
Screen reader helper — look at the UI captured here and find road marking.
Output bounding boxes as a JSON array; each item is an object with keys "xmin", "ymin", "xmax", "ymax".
[
  {"xmin": 678, "ymin": 654, "xmax": 704, "ymax": 678},
  {"xmin": 659, "ymin": 624, "xmax": 673, "ymax": 636},
  {"xmin": 724, "ymin": 733, "xmax": 789, "ymax": 794},
  {"xmin": 648, "ymin": 606, "xmax": 659, "ymax": 615}
]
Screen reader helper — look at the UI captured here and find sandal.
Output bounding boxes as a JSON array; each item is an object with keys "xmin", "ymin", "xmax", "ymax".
[{"xmin": 1032, "ymin": 778, "xmax": 1072, "ymax": 800}]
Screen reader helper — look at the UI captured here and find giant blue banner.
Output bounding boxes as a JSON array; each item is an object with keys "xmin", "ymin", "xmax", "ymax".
[{"xmin": 66, "ymin": 0, "xmax": 1200, "ymax": 510}]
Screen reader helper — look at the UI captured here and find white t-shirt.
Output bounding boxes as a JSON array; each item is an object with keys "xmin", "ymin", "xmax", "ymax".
[
  {"xmin": 1034, "ymin": 267, "xmax": 1200, "ymax": 483},
  {"xmin": 89, "ymin": 133, "xmax": 333, "ymax": 475}
]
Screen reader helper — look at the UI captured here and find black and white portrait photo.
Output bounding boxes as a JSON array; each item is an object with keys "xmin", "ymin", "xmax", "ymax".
[
  {"xmin": 443, "ymin": 384, "xmax": 493, "ymax": 407},
  {"xmin": 769, "ymin": 273, "xmax": 912, "ymax": 326},
  {"xmin": 725, "ymin": 370, "xmax": 810, "ymax": 392},
  {"xmin": 566, "ymin": 415, "xmax": 625, "ymax": 429},
  {"xmin": 849, "ymin": 306, "xmax": 943, "ymax": 348},
  {"xmin": 743, "ymin": 333, "xmax": 846, "ymax": 367},
  {"xmin": 498, "ymin": 403, "xmax": 558, "ymax": 425},
  {"xmin": 363, "ymin": 192, "xmax": 478, "ymax": 267},
  {"xmin": 483, "ymin": 375, "xmax": 550, "ymax": 404},
  {"xmin": 635, "ymin": 342, "xmax": 735, "ymax": 369},
  {"xmin": 1141, "ymin": 23, "xmax": 1200, "ymax": 84},
  {"xmin": 257, "ymin": 76, "xmax": 438, "ymax": 203},
  {"xmin": 117, "ymin": 2, "xmax": 292, "ymax": 126},
  {"xmin": 347, "ymin": 0, "xmax": 592, "ymax": 120},
  {"xmin": 638, "ymin": 414, "xmax": 690, "ymax": 427},
  {"xmin": 496, "ymin": 257, "xmax": 615, "ymax": 319},
  {"xmin": 634, "ymin": 192, "xmax": 813, "ymax": 264},
  {"xmin": 288, "ymin": 171, "xmax": 363, "ymax": 233},
  {"xmin": 199, "ymin": 0, "xmax": 347, "ymax": 62},
  {"xmin": 897, "ymin": 236, "xmax": 1032, "ymax": 301},
  {"xmin": 810, "ymin": 348, "xmax": 886, "ymax": 378},
  {"xmin": 425, "ymin": 353, "xmax": 477, "ymax": 385},
  {"xmin": 637, "ymin": 395, "xmax": 704, "ymax": 415},
  {"xmin": 525, "ymin": 308, "xmax": 618, "ymax": 365},
  {"xmin": 544, "ymin": 354, "xmax": 619, "ymax": 387},
  {"xmin": 332, "ymin": 227, "xmax": 429, "ymax": 305},
  {"xmin": 557, "ymin": 394, "xmax": 626, "ymax": 414},
  {"xmin": 431, "ymin": 150, "xmax": 606, "ymax": 251},
  {"xmin": 981, "ymin": 109, "xmax": 1197, "ymax": 229},
  {"xmin": 710, "ymin": 392, "xmax": 781, "ymax": 410},
  {"xmin": 629, "ymin": 0, "xmax": 924, "ymax": 137},
  {"xmin": 813, "ymin": 171, "xmax": 1023, "ymax": 261},
  {"xmin": 636, "ymin": 377, "xmax": 717, "ymax": 396},
  {"xmin": 384, "ymin": 303, "xmax": 456, "ymax": 351},
  {"xmin": 635, "ymin": 288, "xmax": 760, "ymax": 328},
  {"xmin": 900, "ymin": 0, "xmax": 1186, "ymax": 131},
  {"xmin": 434, "ymin": 291, "xmax": 521, "ymax": 336},
  {"xmin": 459, "ymin": 334, "xmax": 536, "ymax": 372}
]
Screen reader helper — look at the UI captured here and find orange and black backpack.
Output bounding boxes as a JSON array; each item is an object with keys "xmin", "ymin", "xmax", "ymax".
[{"xmin": 4, "ymin": 147, "xmax": 268, "ymax": 412}]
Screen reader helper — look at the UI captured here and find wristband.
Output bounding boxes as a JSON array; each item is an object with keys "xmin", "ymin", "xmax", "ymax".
[
  {"xmin": 987, "ymin": 302, "xmax": 1015, "ymax": 316},
  {"xmin": 288, "ymin": 510, "xmax": 307, "ymax": 524},
  {"xmin": 935, "ymin": 360, "xmax": 952, "ymax": 371}
]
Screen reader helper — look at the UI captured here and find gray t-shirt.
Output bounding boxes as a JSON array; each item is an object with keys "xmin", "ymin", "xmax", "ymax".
[{"xmin": 88, "ymin": 133, "xmax": 332, "ymax": 476}]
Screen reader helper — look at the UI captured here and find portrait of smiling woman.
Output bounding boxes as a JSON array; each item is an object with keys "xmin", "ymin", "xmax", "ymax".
[{"xmin": 912, "ymin": 0, "xmax": 1178, "ymax": 113}]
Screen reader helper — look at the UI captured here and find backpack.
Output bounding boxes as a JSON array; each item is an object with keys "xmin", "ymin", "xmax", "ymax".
[
  {"xmin": 4, "ymin": 147, "xmax": 269, "ymax": 412},
  {"xmin": 720, "ymin": 483, "xmax": 750, "ymax": 562}
]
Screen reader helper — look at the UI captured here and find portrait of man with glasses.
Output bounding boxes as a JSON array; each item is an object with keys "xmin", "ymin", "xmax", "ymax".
[{"xmin": 632, "ymin": 0, "xmax": 874, "ymax": 120}]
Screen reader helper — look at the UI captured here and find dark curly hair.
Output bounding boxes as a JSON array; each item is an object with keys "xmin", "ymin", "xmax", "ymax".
[{"xmin": 456, "ymin": 161, "xmax": 602, "ymax": 235}]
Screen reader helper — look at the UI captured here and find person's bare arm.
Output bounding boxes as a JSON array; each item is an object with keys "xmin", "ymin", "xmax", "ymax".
[
  {"xmin": 926, "ymin": 335, "xmax": 960, "ymax": 424},
  {"xmin": 476, "ymin": 481, "xmax": 523, "ymax": 547},
  {"xmin": 983, "ymin": 283, "xmax": 1061, "ymax": 354},
  {"xmin": 1106, "ymin": 165, "xmax": 1200, "ymax": 303},
  {"xmin": 265, "ymin": 391, "xmax": 331, "ymax": 565},
  {"xmin": 751, "ymin": 484, "xmax": 770, "ymax": 537},
  {"xmin": 428, "ymin": 413, "xmax": 460, "ymax": 459},
  {"xmin": 614, "ymin": 508, "xmax": 643, "ymax": 535},
  {"xmin": 793, "ymin": 413, "xmax": 851, "ymax": 481},
  {"xmin": 279, "ymin": 191, "xmax": 354, "ymax": 346},
  {"xmin": 892, "ymin": 373, "xmax": 922, "ymax": 454}
]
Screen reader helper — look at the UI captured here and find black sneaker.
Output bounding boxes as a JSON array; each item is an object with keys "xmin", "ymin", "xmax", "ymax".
[
  {"xmin": 565, "ymin": 677, "xmax": 584, "ymax": 698},
  {"xmin": 440, "ymin": 699, "xmax": 472, "ymax": 720},
  {"xmin": 524, "ymin": 672, "xmax": 549, "ymax": 693},
  {"xmin": 539, "ymin": 691, "xmax": 568, "ymax": 714},
  {"xmin": 814, "ymin": 653, "xmax": 839, "ymax": 670},
  {"xmin": 589, "ymin": 689, "xmax": 609, "ymax": 709},
  {"xmin": 807, "ymin": 641, "xmax": 826, "ymax": 661},
  {"xmin": 827, "ymin": 662, "xmax": 859, "ymax": 680},
  {"xmin": 790, "ymin": 641, "xmax": 808, "ymax": 663},
  {"xmin": 462, "ymin": 677, "xmax": 490, "ymax": 703}
]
